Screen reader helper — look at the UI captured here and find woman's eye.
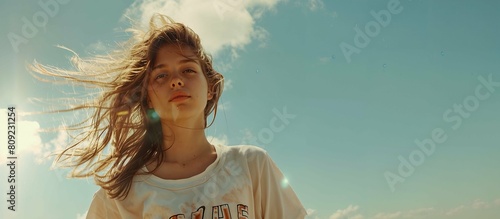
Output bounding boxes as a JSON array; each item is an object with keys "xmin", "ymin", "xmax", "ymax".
[
  {"xmin": 155, "ymin": 73, "xmax": 167, "ymax": 80},
  {"xmin": 183, "ymin": 69, "xmax": 196, "ymax": 74}
]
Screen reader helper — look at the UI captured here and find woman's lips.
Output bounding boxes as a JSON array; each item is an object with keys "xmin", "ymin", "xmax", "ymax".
[
  {"xmin": 169, "ymin": 90, "xmax": 191, "ymax": 102},
  {"xmin": 170, "ymin": 96, "xmax": 190, "ymax": 102}
]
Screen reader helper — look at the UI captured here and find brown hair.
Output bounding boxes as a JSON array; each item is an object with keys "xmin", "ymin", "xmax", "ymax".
[{"xmin": 29, "ymin": 14, "xmax": 224, "ymax": 200}]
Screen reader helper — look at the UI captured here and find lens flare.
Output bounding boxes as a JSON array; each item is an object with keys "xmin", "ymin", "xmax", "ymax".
[
  {"xmin": 281, "ymin": 177, "xmax": 289, "ymax": 188},
  {"xmin": 147, "ymin": 109, "xmax": 160, "ymax": 122}
]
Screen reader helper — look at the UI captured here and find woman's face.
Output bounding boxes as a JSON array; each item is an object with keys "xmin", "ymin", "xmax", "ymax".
[{"xmin": 147, "ymin": 44, "xmax": 212, "ymax": 125}]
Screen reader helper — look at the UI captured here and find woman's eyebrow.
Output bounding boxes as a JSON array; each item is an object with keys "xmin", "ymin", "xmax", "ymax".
[
  {"xmin": 152, "ymin": 64, "xmax": 166, "ymax": 71},
  {"xmin": 178, "ymin": 58, "xmax": 200, "ymax": 65},
  {"xmin": 152, "ymin": 59, "xmax": 199, "ymax": 71}
]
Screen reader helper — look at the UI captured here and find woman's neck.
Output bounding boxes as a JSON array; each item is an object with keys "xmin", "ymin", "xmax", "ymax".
[{"xmin": 159, "ymin": 120, "xmax": 213, "ymax": 164}]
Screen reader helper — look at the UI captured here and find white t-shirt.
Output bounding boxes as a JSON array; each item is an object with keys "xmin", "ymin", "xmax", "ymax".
[{"xmin": 86, "ymin": 144, "xmax": 307, "ymax": 219}]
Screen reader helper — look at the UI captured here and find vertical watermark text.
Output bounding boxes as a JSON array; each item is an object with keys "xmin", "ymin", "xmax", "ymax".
[{"xmin": 5, "ymin": 107, "xmax": 17, "ymax": 211}]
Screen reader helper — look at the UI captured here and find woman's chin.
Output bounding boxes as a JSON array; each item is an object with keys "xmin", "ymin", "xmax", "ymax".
[{"xmin": 159, "ymin": 110, "xmax": 203, "ymax": 124}]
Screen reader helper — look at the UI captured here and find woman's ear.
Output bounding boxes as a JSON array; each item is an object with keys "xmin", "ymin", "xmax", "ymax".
[{"xmin": 207, "ymin": 92, "xmax": 213, "ymax": 100}]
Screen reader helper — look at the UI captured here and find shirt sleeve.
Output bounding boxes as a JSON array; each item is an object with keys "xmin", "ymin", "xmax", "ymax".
[
  {"xmin": 86, "ymin": 188, "xmax": 121, "ymax": 219},
  {"xmin": 252, "ymin": 150, "xmax": 307, "ymax": 219}
]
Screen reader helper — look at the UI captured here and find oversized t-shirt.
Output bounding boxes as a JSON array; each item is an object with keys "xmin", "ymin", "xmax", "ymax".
[{"xmin": 86, "ymin": 144, "xmax": 307, "ymax": 219}]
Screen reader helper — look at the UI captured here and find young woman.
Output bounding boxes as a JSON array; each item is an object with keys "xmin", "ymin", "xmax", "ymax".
[{"xmin": 31, "ymin": 14, "xmax": 306, "ymax": 218}]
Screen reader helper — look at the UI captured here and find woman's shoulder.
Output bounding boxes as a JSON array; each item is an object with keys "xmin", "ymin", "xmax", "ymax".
[{"xmin": 217, "ymin": 144, "xmax": 269, "ymax": 162}]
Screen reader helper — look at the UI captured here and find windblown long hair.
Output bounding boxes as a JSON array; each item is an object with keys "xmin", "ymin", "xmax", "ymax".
[{"xmin": 29, "ymin": 14, "xmax": 224, "ymax": 200}]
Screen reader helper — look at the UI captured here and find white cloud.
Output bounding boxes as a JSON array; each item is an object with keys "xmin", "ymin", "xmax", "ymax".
[
  {"xmin": 207, "ymin": 134, "xmax": 229, "ymax": 146},
  {"xmin": 331, "ymin": 11, "xmax": 338, "ymax": 18},
  {"xmin": 306, "ymin": 199, "xmax": 500, "ymax": 219},
  {"xmin": 214, "ymin": 61, "xmax": 233, "ymax": 74},
  {"xmin": 372, "ymin": 207, "xmax": 434, "ymax": 219},
  {"xmin": 240, "ymin": 128, "xmax": 256, "ymax": 145},
  {"xmin": 443, "ymin": 199, "xmax": 500, "ymax": 217},
  {"xmin": 36, "ymin": 129, "xmax": 69, "ymax": 164},
  {"xmin": 405, "ymin": 208, "xmax": 434, "ymax": 218},
  {"xmin": 252, "ymin": 26, "xmax": 270, "ymax": 49},
  {"xmin": 306, "ymin": 208, "xmax": 319, "ymax": 219},
  {"xmin": 445, "ymin": 205, "xmax": 465, "ymax": 216},
  {"xmin": 472, "ymin": 199, "xmax": 490, "ymax": 209},
  {"xmin": 122, "ymin": 0, "xmax": 283, "ymax": 57},
  {"xmin": 329, "ymin": 205, "xmax": 363, "ymax": 219},
  {"xmin": 328, "ymin": 205, "xmax": 407, "ymax": 219},
  {"xmin": 224, "ymin": 78, "xmax": 233, "ymax": 91},
  {"xmin": 373, "ymin": 212, "xmax": 401, "ymax": 219},
  {"xmin": 495, "ymin": 199, "xmax": 500, "ymax": 206},
  {"xmin": 245, "ymin": 0, "xmax": 281, "ymax": 9},
  {"xmin": 86, "ymin": 40, "xmax": 108, "ymax": 53},
  {"xmin": 308, "ymin": 0, "xmax": 324, "ymax": 11},
  {"xmin": 76, "ymin": 211, "xmax": 87, "ymax": 219},
  {"xmin": 217, "ymin": 101, "xmax": 231, "ymax": 112},
  {"xmin": 306, "ymin": 208, "xmax": 317, "ymax": 214},
  {"xmin": 17, "ymin": 121, "xmax": 43, "ymax": 155},
  {"xmin": 323, "ymin": 199, "xmax": 499, "ymax": 219}
]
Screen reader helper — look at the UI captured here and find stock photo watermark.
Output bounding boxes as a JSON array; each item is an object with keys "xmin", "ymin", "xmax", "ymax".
[
  {"xmin": 7, "ymin": 0, "xmax": 71, "ymax": 53},
  {"xmin": 244, "ymin": 106, "xmax": 296, "ymax": 148},
  {"xmin": 384, "ymin": 74, "xmax": 500, "ymax": 192},
  {"xmin": 5, "ymin": 107, "xmax": 18, "ymax": 212},
  {"xmin": 176, "ymin": 159, "xmax": 246, "ymax": 217},
  {"xmin": 340, "ymin": 0, "xmax": 404, "ymax": 63}
]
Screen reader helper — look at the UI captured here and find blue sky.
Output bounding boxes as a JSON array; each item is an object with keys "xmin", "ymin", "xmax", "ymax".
[{"xmin": 1, "ymin": 0, "xmax": 500, "ymax": 218}]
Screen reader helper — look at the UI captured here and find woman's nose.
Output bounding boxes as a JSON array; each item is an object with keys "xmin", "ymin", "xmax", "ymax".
[{"xmin": 170, "ymin": 76, "xmax": 184, "ymax": 88}]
